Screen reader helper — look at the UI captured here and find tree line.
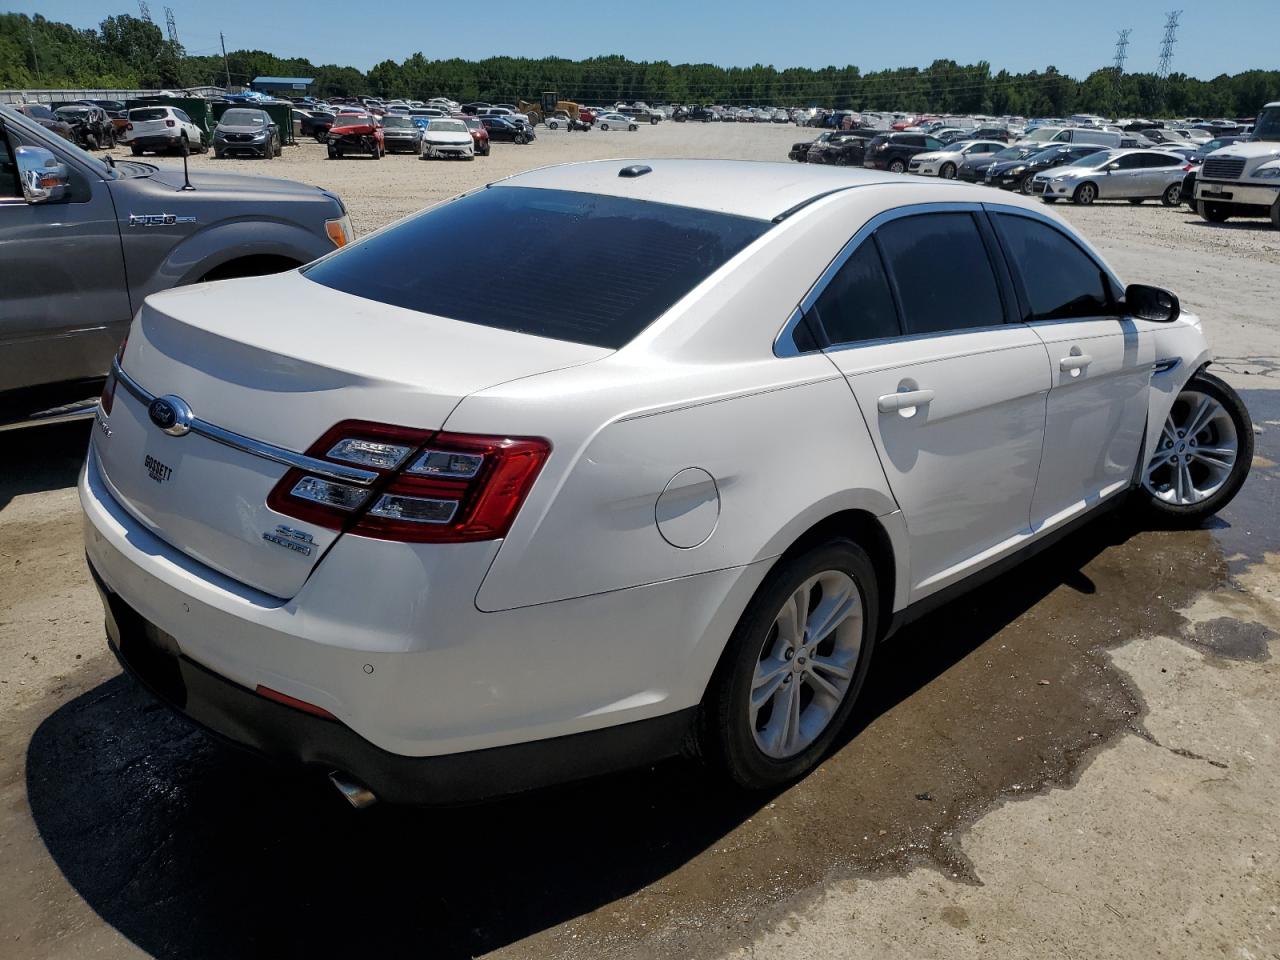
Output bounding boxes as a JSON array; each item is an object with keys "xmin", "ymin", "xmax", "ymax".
[{"xmin": 3, "ymin": 11, "xmax": 1275, "ymax": 118}]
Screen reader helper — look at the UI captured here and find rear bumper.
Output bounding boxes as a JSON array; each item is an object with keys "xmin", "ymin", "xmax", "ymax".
[
  {"xmin": 125, "ymin": 134, "xmax": 182, "ymax": 149},
  {"xmin": 94, "ymin": 558, "xmax": 694, "ymax": 804}
]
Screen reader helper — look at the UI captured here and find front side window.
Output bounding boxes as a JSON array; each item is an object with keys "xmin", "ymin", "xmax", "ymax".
[
  {"xmin": 875, "ymin": 213, "xmax": 1004, "ymax": 335},
  {"xmin": 304, "ymin": 187, "xmax": 771, "ymax": 349},
  {"xmin": 810, "ymin": 241, "xmax": 901, "ymax": 346},
  {"xmin": 994, "ymin": 213, "xmax": 1115, "ymax": 322}
]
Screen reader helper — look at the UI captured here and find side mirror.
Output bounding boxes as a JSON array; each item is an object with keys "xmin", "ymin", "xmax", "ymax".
[
  {"xmin": 15, "ymin": 146, "xmax": 69, "ymax": 203},
  {"xmin": 1124, "ymin": 283, "xmax": 1180, "ymax": 323}
]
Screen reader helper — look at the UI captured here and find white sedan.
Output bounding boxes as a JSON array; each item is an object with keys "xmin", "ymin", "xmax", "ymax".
[
  {"xmin": 596, "ymin": 112, "xmax": 639, "ymax": 131},
  {"xmin": 908, "ymin": 139, "xmax": 1006, "ymax": 178},
  {"xmin": 83, "ymin": 160, "xmax": 1251, "ymax": 806},
  {"xmin": 419, "ymin": 118, "xmax": 474, "ymax": 159}
]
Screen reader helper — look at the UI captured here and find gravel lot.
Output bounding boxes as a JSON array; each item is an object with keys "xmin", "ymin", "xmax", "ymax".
[{"xmin": 1, "ymin": 121, "xmax": 1277, "ymax": 960}]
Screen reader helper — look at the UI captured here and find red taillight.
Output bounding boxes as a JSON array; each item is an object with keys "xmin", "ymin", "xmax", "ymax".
[
  {"xmin": 266, "ymin": 422, "xmax": 550, "ymax": 544},
  {"xmin": 1183, "ymin": 163, "xmax": 1194, "ymax": 171},
  {"xmin": 165, "ymin": 119, "xmax": 175, "ymax": 127},
  {"xmin": 255, "ymin": 685, "xmax": 337, "ymax": 720},
  {"xmin": 99, "ymin": 334, "xmax": 129, "ymax": 416}
]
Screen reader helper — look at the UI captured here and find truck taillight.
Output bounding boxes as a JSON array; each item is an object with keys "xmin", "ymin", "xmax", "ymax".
[{"xmin": 266, "ymin": 422, "xmax": 550, "ymax": 544}]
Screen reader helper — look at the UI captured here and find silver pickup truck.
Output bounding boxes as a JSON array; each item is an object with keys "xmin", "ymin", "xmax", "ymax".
[{"xmin": 0, "ymin": 104, "xmax": 353, "ymax": 429}]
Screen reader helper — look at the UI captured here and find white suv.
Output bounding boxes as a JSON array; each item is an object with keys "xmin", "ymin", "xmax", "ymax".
[
  {"xmin": 120, "ymin": 105, "xmax": 206, "ymax": 156},
  {"xmin": 82, "ymin": 160, "xmax": 1252, "ymax": 806}
]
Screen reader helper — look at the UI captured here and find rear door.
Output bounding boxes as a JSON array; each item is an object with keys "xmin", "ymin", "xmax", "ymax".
[
  {"xmin": 814, "ymin": 207, "xmax": 1051, "ymax": 600},
  {"xmin": 988, "ymin": 208, "xmax": 1153, "ymax": 531},
  {"xmin": 0, "ymin": 117, "xmax": 130, "ymax": 393}
]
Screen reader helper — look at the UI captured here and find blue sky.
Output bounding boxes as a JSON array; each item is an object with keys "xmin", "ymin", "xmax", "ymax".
[{"xmin": 20, "ymin": 0, "xmax": 1280, "ymax": 78}]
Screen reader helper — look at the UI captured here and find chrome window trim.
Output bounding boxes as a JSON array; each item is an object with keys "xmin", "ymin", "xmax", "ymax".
[
  {"xmin": 773, "ymin": 201, "xmax": 996, "ymax": 358},
  {"xmin": 111, "ymin": 358, "xmax": 380, "ymax": 485}
]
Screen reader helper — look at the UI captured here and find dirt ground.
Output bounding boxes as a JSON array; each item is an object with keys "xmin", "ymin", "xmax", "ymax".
[{"xmin": 1, "ymin": 122, "xmax": 1277, "ymax": 960}]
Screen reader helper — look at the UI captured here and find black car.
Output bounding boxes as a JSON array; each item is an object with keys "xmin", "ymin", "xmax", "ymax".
[
  {"xmin": 52, "ymin": 104, "xmax": 115, "ymax": 149},
  {"xmin": 480, "ymin": 116, "xmax": 534, "ymax": 144},
  {"xmin": 684, "ymin": 106, "xmax": 715, "ymax": 122},
  {"xmin": 296, "ymin": 109, "xmax": 335, "ymax": 141},
  {"xmin": 789, "ymin": 131, "xmax": 824, "ymax": 161},
  {"xmin": 983, "ymin": 144, "xmax": 1101, "ymax": 193},
  {"xmin": 863, "ymin": 132, "xmax": 944, "ymax": 173},
  {"xmin": 957, "ymin": 144, "xmax": 1042, "ymax": 183},
  {"xmin": 809, "ymin": 129, "xmax": 878, "ymax": 166}
]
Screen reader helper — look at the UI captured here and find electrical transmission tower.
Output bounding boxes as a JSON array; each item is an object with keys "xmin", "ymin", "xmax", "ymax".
[
  {"xmin": 1157, "ymin": 10, "xmax": 1181, "ymax": 80},
  {"xmin": 1112, "ymin": 28, "xmax": 1131, "ymax": 73},
  {"xmin": 164, "ymin": 6, "xmax": 180, "ymax": 46},
  {"xmin": 137, "ymin": 0, "xmax": 152, "ymax": 23}
]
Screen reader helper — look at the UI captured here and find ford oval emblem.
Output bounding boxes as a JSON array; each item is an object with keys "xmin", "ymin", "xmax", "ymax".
[{"xmin": 148, "ymin": 395, "xmax": 193, "ymax": 437}]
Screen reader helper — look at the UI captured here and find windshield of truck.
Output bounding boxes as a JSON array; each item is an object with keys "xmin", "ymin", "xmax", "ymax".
[{"xmin": 1254, "ymin": 107, "xmax": 1280, "ymax": 141}]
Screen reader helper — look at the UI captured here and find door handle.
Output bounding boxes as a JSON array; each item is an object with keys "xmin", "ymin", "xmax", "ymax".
[
  {"xmin": 1059, "ymin": 353, "xmax": 1093, "ymax": 372},
  {"xmin": 877, "ymin": 389, "xmax": 935, "ymax": 414}
]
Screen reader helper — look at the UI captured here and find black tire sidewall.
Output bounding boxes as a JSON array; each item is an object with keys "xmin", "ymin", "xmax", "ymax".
[
  {"xmin": 1139, "ymin": 370, "xmax": 1254, "ymax": 526},
  {"xmin": 701, "ymin": 539, "xmax": 879, "ymax": 790}
]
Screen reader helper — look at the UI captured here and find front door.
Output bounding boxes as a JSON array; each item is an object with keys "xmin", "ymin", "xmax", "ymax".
[
  {"xmin": 989, "ymin": 209, "xmax": 1153, "ymax": 531},
  {"xmin": 809, "ymin": 209, "xmax": 1051, "ymax": 601}
]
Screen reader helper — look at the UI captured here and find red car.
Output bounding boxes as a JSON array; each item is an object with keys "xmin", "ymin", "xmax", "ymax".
[
  {"xmin": 461, "ymin": 116, "xmax": 491, "ymax": 156},
  {"xmin": 326, "ymin": 113, "xmax": 385, "ymax": 159}
]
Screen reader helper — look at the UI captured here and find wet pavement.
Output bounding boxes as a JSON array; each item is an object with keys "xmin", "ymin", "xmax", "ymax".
[{"xmin": 2, "ymin": 389, "xmax": 1277, "ymax": 960}]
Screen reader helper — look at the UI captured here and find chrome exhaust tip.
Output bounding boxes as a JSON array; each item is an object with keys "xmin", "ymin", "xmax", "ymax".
[{"xmin": 328, "ymin": 771, "xmax": 377, "ymax": 809}]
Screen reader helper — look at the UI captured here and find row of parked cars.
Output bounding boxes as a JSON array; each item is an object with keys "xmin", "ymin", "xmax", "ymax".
[{"xmin": 788, "ymin": 108, "xmax": 1280, "ymax": 224}]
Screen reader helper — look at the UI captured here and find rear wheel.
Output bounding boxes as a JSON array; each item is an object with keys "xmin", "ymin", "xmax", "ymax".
[
  {"xmin": 1162, "ymin": 183, "xmax": 1181, "ymax": 207},
  {"xmin": 1198, "ymin": 199, "xmax": 1230, "ymax": 223},
  {"xmin": 699, "ymin": 539, "xmax": 878, "ymax": 790},
  {"xmin": 1073, "ymin": 182, "xmax": 1097, "ymax": 205},
  {"xmin": 1138, "ymin": 370, "xmax": 1253, "ymax": 527}
]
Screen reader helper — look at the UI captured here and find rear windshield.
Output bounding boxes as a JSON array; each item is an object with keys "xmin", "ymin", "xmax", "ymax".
[
  {"xmin": 129, "ymin": 108, "xmax": 168, "ymax": 122},
  {"xmin": 303, "ymin": 186, "xmax": 771, "ymax": 349}
]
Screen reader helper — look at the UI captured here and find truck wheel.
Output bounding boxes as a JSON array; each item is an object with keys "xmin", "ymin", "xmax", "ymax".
[
  {"xmin": 1198, "ymin": 200, "xmax": 1230, "ymax": 223},
  {"xmin": 698, "ymin": 539, "xmax": 879, "ymax": 791},
  {"xmin": 1137, "ymin": 370, "xmax": 1253, "ymax": 527}
]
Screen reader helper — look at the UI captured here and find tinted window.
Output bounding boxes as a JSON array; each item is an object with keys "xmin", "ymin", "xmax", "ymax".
[
  {"xmin": 1142, "ymin": 153, "xmax": 1179, "ymax": 167},
  {"xmin": 1114, "ymin": 154, "xmax": 1142, "ymax": 169},
  {"xmin": 811, "ymin": 241, "xmax": 901, "ymax": 346},
  {"xmin": 0, "ymin": 133, "xmax": 19, "ymax": 197},
  {"xmin": 875, "ymin": 213, "xmax": 1003, "ymax": 335},
  {"xmin": 303, "ymin": 187, "xmax": 771, "ymax": 349},
  {"xmin": 995, "ymin": 214, "xmax": 1113, "ymax": 321}
]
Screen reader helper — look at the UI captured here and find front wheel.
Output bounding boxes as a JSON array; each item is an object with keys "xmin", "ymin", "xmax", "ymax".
[
  {"xmin": 514, "ymin": 133, "xmax": 527, "ymax": 144},
  {"xmin": 600, "ymin": 123, "xmax": 609, "ymax": 131},
  {"xmin": 699, "ymin": 539, "xmax": 879, "ymax": 790},
  {"xmin": 1138, "ymin": 370, "xmax": 1253, "ymax": 527},
  {"xmin": 1198, "ymin": 199, "xmax": 1230, "ymax": 223},
  {"xmin": 939, "ymin": 162, "xmax": 956, "ymax": 179},
  {"xmin": 1073, "ymin": 182, "xmax": 1097, "ymax": 205},
  {"xmin": 1020, "ymin": 175, "xmax": 1035, "ymax": 195}
]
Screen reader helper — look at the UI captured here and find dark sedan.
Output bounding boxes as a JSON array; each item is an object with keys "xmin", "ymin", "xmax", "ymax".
[
  {"xmin": 296, "ymin": 109, "xmax": 335, "ymax": 141},
  {"xmin": 983, "ymin": 144, "xmax": 1102, "ymax": 193},
  {"xmin": 863, "ymin": 132, "xmax": 944, "ymax": 173},
  {"xmin": 11, "ymin": 103, "xmax": 73, "ymax": 141},
  {"xmin": 957, "ymin": 144, "xmax": 1042, "ymax": 183},
  {"xmin": 480, "ymin": 116, "xmax": 534, "ymax": 144}
]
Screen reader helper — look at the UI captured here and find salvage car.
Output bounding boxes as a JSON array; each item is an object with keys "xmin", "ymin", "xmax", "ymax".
[
  {"xmin": 907, "ymin": 139, "xmax": 1004, "ymax": 178},
  {"xmin": 81, "ymin": 159, "xmax": 1252, "ymax": 807},
  {"xmin": 480, "ymin": 116, "xmax": 533, "ymax": 144},
  {"xmin": 213, "ymin": 108, "xmax": 281, "ymax": 160},
  {"xmin": 326, "ymin": 112, "xmax": 385, "ymax": 159},
  {"xmin": 11, "ymin": 103, "xmax": 74, "ymax": 141},
  {"xmin": 807, "ymin": 130, "xmax": 879, "ymax": 166},
  {"xmin": 121, "ymin": 105, "xmax": 206, "ymax": 156},
  {"xmin": 0, "ymin": 104, "xmax": 352, "ymax": 430},
  {"xmin": 1193, "ymin": 101, "xmax": 1280, "ymax": 227},
  {"xmin": 462, "ymin": 116, "xmax": 490, "ymax": 156},
  {"xmin": 420, "ymin": 118, "xmax": 474, "ymax": 159},
  {"xmin": 53, "ymin": 104, "xmax": 115, "ymax": 149},
  {"xmin": 1032, "ymin": 149, "xmax": 1188, "ymax": 206},
  {"xmin": 984, "ymin": 143, "xmax": 1102, "ymax": 193}
]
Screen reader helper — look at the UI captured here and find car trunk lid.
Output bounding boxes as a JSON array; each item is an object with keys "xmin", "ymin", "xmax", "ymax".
[{"xmin": 94, "ymin": 271, "xmax": 608, "ymax": 598}]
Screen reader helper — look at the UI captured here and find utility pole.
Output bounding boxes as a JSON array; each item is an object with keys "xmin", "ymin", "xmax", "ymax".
[{"xmin": 220, "ymin": 32, "xmax": 231, "ymax": 90}]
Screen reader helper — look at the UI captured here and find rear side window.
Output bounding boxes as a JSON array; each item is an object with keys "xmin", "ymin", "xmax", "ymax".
[
  {"xmin": 994, "ymin": 213, "xmax": 1114, "ymax": 321},
  {"xmin": 810, "ymin": 241, "xmax": 901, "ymax": 345},
  {"xmin": 303, "ymin": 186, "xmax": 771, "ymax": 349},
  {"xmin": 875, "ymin": 213, "xmax": 1004, "ymax": 335}
]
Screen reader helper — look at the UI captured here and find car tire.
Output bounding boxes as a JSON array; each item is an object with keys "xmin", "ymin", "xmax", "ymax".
[
  {"xmin": 548, "ymin": 120, "xmax": 558, "ymax": 130},
  {"xmin": 1162, "ymin": 183, "xmax": 1181, "ymax": 207},
  {"xmin": 1020, "ymin": 176, "xmax": 1035, "ymax": 195},
  {"xmin": 515, "ymin": 133, "xmax": 527, "ymax": 144},
  {"xmin": 214, "ymin": 149, "xmax": 225, "ymax": 159},
  {"xmin": 939, "ymin": 162, "xmax": 956, "ymax": 179},
  {"xmin": 888, "ymin": 158, "xmax": 906, "ymax": 174},
  {"xmin": 1137, "ymin": 370, "xmax": 1253, "ymax": 528},
  {"xmin": 263, "ymin": 136, "xmax": 273, "ymax": 160},
  {"xmin": 600, "ymin": 123, "xmax": 609, "ymax": 131},
  {"xmin": 1073, "ymin": 182, "xmax": 1097, "ymax": 205},
  {"xmin": 1198, "ymin": 199, "xmax": 1230, "ymax": 223},
  {"xmin": 698, "ymin": 539, "xmax": 879, "ymax": 791},
  {"xmin": 131, "ymin": 144, "xmax": 143, "ymax": 156},
  {"xmin": 1271, "ymin": 197, "xmax": 1280, "ymax": 230},
  {"xmin": 328, "ymin": 145, "xmax": 339, "ymax": 159},
  {"xmin": 274, "ymin": 136, "xmax": 282, "ymax": 157}
]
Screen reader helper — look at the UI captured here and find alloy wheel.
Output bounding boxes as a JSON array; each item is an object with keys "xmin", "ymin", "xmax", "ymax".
[
  {"xmin": 1143, "ymin": 389, "xmax": 1239, "ymax": 505},
  {"xmin": 750, "ymin": 570, "xmax": 863, "ymax": 760}
]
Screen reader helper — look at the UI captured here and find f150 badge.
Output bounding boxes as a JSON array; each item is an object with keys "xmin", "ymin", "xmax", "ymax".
[
  {"xmin": 128, "ymin": 213, "xmax": 197, "ymax": 227},
  {"xmin": 263, "ymin": 524, "xmax": 314, "ymax": 557}
]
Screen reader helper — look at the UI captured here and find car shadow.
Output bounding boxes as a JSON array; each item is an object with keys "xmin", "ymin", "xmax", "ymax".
[
  {"xmin": 1184, "ymin": 217, "xmax": 1277, "ymax": 231},
  {"xmin": 0, "ymin": 421, "xmax": 90, "ymax": 511},
  {"xmin": 26, "ymin": 510, "xmax": 1144, "ymax": 959}
]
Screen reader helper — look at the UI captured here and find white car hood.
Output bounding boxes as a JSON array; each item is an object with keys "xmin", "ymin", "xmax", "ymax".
[{"xmin": 423, "ymin": 130, "xmax": 471, "ymax": 144}]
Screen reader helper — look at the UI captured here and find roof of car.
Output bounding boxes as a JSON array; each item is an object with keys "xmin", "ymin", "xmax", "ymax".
[{"xmin": 497, "ymin": 159, "xmax": 908, "ymax": 220}]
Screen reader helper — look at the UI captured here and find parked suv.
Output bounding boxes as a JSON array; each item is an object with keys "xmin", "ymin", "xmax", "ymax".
[
  {"xmin": 121, "ymin": 105, "xmax": 206, "ymax": 156},
  {"xmin": 1193, "ymin": 101, "xmax": 1280, "ymax": 228},
  {"xmin": 863, "ymin": 132, "xmax": 944, "ymax": 173},
  {"xmin": 1031, "ymin": 149, "xmax": 1188, "ymax": 205},
  {"xmin": 984, "ymin": 144, "xmax": 1102, "ymax": 193},
  {"xmin": 0, "ymin": 105, "xmax": 352, "ymax": 429}
]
